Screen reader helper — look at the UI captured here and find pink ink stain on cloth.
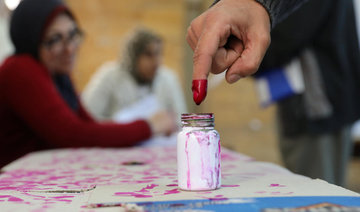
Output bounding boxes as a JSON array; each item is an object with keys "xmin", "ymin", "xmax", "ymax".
[
  {"xmin": 166, "ymin": 184, "xmax": 178, "ymax": 187},
  {"xmin": 164, "ymin": 189, "xmax": 180, "ymax": 195},
  {"xmin": 142, "ymin": 176, "xmax": 159, "ymax": 180},
  {"xmin": 119, "ymin": 180, "xmax": 154, "ymax": 184},
  {"xmin": 254, "ymin": 191, "xmax": 266, "ymax": 194},
  {"xmin": 132, "ymin": 194, "xmax": 153, "ymax": 198},
  {"xmin": 55, "ymin": 199, "xmax": 72, "ymax": 202},
  {"xmin": 0, "ymin": 195, "xmax": 11, "ymax": 198},
  {"xmin": 136, "ymin": 188, "xmax": 150, "ymax": 193},
  {"xmin": 8, "ymin": 197, "xmax": 24, "ymax": 202},
  {"xmin": 269, "ymin": 184, "xmax": 285, "ymax": 187},
  {"xmin": 222, "ymin": 185, "xmax": 240, "ymax": 187},
  {"xmin": 113, "ymin": 192, "xmax": 134, "ymax": 196},
  {"xmin": 114, "ymin": 192, "xmax": 153, "ymax": 198},
  {"xmin": 136, "ymin": 184, "xmax": 158, "ymax": 193},
  {"xmin": 145, "ymin": 184, "xmax": 158, "ymax": 189},
  {"xmin": 134, "ymin": 180, "xmax": 154, "ymax": 184},
  {"xmin": 47, "ymin": 176, "xmax": 67, "ymax": 181},
  {"xmin": 50, "ymin": 196, "xmax": 75, "ymax": 199},
  {"xmin": 0, "ymin": 187, "xmax": 17, "ymax": 190}
]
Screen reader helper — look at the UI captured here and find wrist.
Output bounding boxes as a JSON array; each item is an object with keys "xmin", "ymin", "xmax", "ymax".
[
  {"xmin": 146, "ymin": 119, "xmax": 158, "ymax": 136},
  {"xmin": 212, "ymin": 0, "xmax": 272, "ymax": 28},
  {"xmin": 253, "ymin": 0, "xmax": 273, "ymax": 28}
]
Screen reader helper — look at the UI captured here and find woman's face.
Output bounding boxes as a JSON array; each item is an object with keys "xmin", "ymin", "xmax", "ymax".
[
  {"xmin": 39, "ymin": 13, "xmax": 82, "ymax": 75},
  {"xmin": 136, "ymin": 41, "xmax": 163, "ymax": 83}
]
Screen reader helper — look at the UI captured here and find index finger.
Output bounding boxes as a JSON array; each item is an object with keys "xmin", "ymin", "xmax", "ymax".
[{"xmin": 192, "ymin": 26, "xmax": 225, "ymax": 80}]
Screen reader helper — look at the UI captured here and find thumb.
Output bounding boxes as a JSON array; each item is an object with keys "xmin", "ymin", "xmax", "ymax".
[{"xmin": 226, "ymin": 31, "xmax": 270, "ymax": 83}]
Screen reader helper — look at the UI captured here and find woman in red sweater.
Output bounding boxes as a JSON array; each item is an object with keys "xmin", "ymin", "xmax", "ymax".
[{"xmin": 0, "ymin": 0, "xmax": 176, "ymax": 168}]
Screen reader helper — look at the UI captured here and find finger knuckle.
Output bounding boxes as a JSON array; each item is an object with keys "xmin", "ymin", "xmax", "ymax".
[
  {"xmin": 258, "ymin": 32, "xmax": 271, "ymax": 47},
  {"xmin": 242, "ymin": 60, "xmax": 258, "ymax": 74}
]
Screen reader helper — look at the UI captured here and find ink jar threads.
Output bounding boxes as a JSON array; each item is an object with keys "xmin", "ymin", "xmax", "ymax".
[{"xmin": 177, "ymin": 113, "xmax": 221, "ymax": 191}]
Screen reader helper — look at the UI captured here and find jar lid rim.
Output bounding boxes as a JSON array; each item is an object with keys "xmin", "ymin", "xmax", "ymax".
[{"xmin": 181, "ymin": 113, "xmax": 213, "ymax": 115}]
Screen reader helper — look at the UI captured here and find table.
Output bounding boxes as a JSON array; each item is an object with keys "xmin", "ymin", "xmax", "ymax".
[{"xmin": 0, "ymin": 146, "xmax": 359, "ymax": 211}]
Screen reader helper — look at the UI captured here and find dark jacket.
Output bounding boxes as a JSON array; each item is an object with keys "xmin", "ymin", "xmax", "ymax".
[
  {"xmin": 258, "ymin": 0, "xmax": 360, "ymax": 136},
  {"xmin": 212, "ymin": 0, "xmax": 307, "ymax": 28}
]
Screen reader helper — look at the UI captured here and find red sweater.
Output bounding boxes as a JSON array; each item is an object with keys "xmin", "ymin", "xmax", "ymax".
[{"xmin": 0, "ymin": 55, "xmax": 152, "ymax": 168}]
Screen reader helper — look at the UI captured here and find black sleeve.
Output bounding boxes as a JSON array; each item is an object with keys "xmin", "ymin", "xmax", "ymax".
[
  {"xmin": 258, "ymin": 0, "xmax": 332, "ymax": 71},
  {"xmin": 255, "ymin": 0, "xmax": 307, "ymax": 27},
  {"xmin": 212, "ymin": 0, "xmax": 308, "ymax": 28}
]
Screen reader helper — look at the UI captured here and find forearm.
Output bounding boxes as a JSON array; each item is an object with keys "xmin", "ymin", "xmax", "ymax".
[
  {"xmin": 4, "ymin": 55, "xmax": 151, "ymax": 147},
  {"xmin": 45, "ymin": 119, "xmax": 151, "ymax": 148}
]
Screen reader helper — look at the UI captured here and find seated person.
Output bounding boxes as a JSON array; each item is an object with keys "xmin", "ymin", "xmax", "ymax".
[
  {"xmin": 0, "ymin": 0, "xmax": 176, "ymax": 168},
  {"xmin": 82, "ymin": 27, "xmax": 187, "ymax": 144}
]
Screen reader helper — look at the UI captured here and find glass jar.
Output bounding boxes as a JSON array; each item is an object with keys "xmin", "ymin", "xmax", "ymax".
[{"xmin": 177, "ymin": 113, "xmax": 221, "ymax": 191}]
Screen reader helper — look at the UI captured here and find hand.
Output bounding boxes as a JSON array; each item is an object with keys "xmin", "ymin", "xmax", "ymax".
[
  {"xmin": 148, "ymin": 111, "xmax": 177, "ymax": 136},
  {"xmin": 187, "ymin": 0, "xmax": 271, "ymax": 103}
]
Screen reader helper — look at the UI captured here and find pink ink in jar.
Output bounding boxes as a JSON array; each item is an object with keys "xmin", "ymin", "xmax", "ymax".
[{"xmin": 177, "ymin": 113, "xmax": 221, "ymax": 191}]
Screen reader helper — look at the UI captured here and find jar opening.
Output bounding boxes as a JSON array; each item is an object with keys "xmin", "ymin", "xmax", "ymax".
[{"xmin": 181, "ymin": 113, "xmax": 214, "ymax": 127}]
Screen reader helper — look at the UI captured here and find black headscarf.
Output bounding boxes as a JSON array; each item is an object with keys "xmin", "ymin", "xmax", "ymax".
[{"xmin": 10, "ymin": 0, "xmax": 79, "ymax": 112}]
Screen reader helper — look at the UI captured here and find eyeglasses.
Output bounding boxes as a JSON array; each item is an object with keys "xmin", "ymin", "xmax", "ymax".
[{"xmin": 42, "ymin": 27, "xmax": 84, "ymax": 54}]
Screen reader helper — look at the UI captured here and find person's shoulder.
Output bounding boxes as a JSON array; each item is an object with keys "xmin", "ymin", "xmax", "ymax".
[
  {"xmin": 92, "ymin": 61, "xmax": 125, "ymax": 80},
  {"xmin": 157, "ymin": 66, "xmax": 178, "ymax": 80},
  {"xmin": 1, "ymin": 54, "xmax": 40, "ymax": 69},
  {"xmin": 96, "ymin": 61, "xmax": 118, "ymax": 74},
  {"xmin": 154, "ymin": 66, "xmax": 183, "ymax": 91},
  {"xmin": 0, "ymin": 54, "xmax": 47, "ymax": 78}
]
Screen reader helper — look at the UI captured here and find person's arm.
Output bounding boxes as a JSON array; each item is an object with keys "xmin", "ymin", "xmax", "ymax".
[
  {"xmin": 3, "ymin": 55, "xmax": 151, "ymax": 147},
  {"xmin": 77, "ymin": 101, "xmax": 97, "ymax": 122},
  {"xmin": 186, "ymin": 0, "xmax": 307, "ymax": 104}
]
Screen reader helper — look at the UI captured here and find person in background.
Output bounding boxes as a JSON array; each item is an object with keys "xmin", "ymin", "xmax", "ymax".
[
  {"xmin": 0, "ymin": 0, "xmax": 13, "ymax": 63},
  {"xmin": 0, "ymin": 0, "xmax": 176, "ymax": 168},
  {"xmin": 82, "ymin": 27, "xmax": 186, "ymax": 127},
  {"xmin": 257, "ymin": 0, "xmax": 360, "ymax": 186}
]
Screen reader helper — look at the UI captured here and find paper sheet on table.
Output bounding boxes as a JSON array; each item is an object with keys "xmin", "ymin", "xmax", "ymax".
[
  {"xmin": 112, "ymin": 95, "xmax": 176, "ymax": 146},
  {"xmin": 113, "ymin": 94, "xmax": 161, "ymax": 122}
]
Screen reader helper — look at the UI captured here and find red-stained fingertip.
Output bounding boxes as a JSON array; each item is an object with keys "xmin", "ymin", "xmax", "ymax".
[{"xmin": 192, "ymin": 79, "xmax": 208, "ymax": 105}]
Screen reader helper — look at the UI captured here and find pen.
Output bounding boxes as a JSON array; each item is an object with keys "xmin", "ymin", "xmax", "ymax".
[{"xmin": 86, "ymin": 202, "xmax": 144, "ymax": 211}]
